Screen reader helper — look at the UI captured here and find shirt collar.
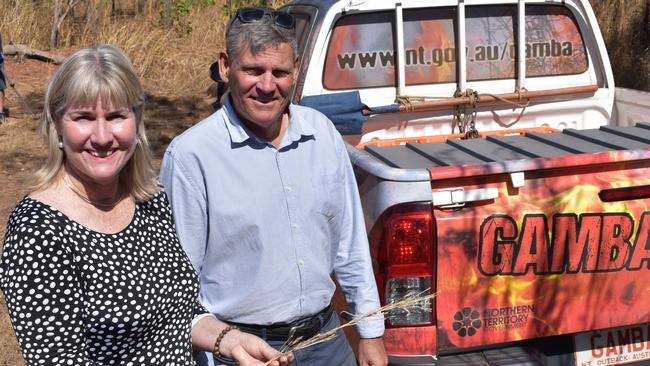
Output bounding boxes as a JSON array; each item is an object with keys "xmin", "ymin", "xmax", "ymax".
[
  {"xmin": 222, "ymin": 97, "xmax": 252, "ymax": 144},
  {"xmin": 284, "ymin": 104, "xmax": 318, "ymax": 144},
  {"xmin": 222, "ymin": 96, "xmax": 318, "ymax": 147}
]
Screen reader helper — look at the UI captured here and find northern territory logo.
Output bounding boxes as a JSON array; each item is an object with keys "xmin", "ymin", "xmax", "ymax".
[
  {"xmin": 452, "ymin": 307, "xmax": 482, "ymax": 337},
  {"xmin": 451, "ymin": 305, "xmax": 536, "ymax": 336}
]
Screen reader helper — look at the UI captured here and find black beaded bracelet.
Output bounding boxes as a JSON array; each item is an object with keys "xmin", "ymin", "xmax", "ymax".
[{"xmin": 213, "ymin": 325, "xmax": 239, "ymax": 358}]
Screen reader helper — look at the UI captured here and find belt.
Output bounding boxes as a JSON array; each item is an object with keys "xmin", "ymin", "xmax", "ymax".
[{"xmin": 229, "ymin": 304, "xmax": 334, "ymax": 342}]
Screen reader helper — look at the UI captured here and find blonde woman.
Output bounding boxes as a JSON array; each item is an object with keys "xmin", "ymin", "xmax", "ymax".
[{"xmin": 0, "ymin": 45, "xmax": 290, "ymax": 366}]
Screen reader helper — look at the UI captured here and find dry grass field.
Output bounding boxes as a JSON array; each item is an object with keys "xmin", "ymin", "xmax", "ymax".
[{"xmin": 0, "ymin": 0, "xmax": 647, "ymax": 365}]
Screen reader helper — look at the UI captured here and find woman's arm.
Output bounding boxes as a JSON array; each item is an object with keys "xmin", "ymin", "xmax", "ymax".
[
  {"xmin": 0, "ymin": 221, "xmax": 96, "ymax": 366},
  {"xmin": 192, "ymin": 314, "xmax": 293, "ymax": 366}
]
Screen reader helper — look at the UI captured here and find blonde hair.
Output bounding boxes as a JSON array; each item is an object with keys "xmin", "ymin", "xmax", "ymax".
[{"xmin": 30, "ymin": 44, "xmax": 159, "ymax": 201}]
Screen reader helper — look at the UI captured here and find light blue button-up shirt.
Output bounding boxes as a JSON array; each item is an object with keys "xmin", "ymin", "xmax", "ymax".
[{"xmin": 160, "ymin": 98, "xmax": 384, "ymax": 341}]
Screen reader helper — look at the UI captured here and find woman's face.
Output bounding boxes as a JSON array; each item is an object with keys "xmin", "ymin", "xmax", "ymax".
[{"xmin": 57, "ymin": 98, "xmax": 138, "ymax": 187}]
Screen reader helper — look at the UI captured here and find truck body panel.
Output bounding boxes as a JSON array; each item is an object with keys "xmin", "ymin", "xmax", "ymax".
[
  {"xmin": 434, "ymin": 166, "xmax": 650, "ymax": 352},
  {"xmin": 614, "ymin": 88, "xmax": 650, "ymax": 127}
]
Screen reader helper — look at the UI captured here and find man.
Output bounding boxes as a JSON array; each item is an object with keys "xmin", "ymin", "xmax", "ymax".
[{"xmin": 161, "ymin": 7, "xmax": 388, "ymax": 366}]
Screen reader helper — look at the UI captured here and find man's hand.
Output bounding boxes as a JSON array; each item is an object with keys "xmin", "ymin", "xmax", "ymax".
[
  {"xmin": 358, "ymin": 337, "xmax": 388, "ymax": 366},
  {"xmin": 220, "ymin": 329, "xmax": 294, "ymax": 366}
]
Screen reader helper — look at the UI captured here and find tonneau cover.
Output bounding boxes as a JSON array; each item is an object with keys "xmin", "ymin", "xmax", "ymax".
[{"xmin": 365, "ymin": 122, "xmax": 650, "ymax": 169}]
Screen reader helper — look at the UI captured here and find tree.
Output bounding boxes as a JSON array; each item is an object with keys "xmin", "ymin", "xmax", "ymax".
[
  {"xmin": 51, "ymin": 0, "xmax": 81, "ymax": 49},
  {"xmin": 84, "ymin": 0, "xmax": 96, "ymax": 30},
  {"xmin": 136, "ymin": 0, "xmax": 146, "ymax": 14},
  {"xmin": 165, "ymin": 0, "xmax": 171, "ymax": 28}
]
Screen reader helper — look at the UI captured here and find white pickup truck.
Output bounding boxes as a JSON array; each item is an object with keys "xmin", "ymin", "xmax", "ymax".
[{"xmin": 237, "ymin": 0, "xmax": 650, "ymax": 364}]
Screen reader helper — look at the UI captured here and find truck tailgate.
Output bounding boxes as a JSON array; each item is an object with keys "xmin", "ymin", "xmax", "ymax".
[{"xmin": 365, "ymin": 123, "xmax": 650, "ymax": 353}]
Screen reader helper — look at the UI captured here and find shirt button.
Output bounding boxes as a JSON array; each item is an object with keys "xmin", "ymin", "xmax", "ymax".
[
  {"xmin": 286, "ymin": 186, "xmax": 293, "ymax": 192},
  {"xmin": 292, "ymin": 223, "xmax": 299, "ymax": 229},
  {"xmin": 298, "ymin": 259, "xmax": 304, "ymax": 266}
]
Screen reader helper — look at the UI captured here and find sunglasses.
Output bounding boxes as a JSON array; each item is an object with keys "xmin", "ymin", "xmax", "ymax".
[{"xmin": 234, "ymin": 7, "xmax": 295, "ymax": 30}]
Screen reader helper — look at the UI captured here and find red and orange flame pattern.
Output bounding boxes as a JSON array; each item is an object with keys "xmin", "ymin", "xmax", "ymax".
[{"xmin": 384, "ymin": 160, "xmax": 650, "ymax": 355}]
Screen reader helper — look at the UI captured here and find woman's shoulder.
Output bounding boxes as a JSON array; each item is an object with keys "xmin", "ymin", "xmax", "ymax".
[
  {"xmin": 6, "ymin": 196, "xmax": 66, "ymax": 230},
  {"xmin": 2, "ymin": 197, "xmax": 68, "ymax": 267},
  {"xmin": 137, "ymin": 188, "xmax": 172, "ymax": 216},
  {"xmin": 139, "ymin": 187, "xmax": 167, "ymax": 205},
  {"xmin": 3, "ymin": 197, "xmax": 69, "ymax": 248}
]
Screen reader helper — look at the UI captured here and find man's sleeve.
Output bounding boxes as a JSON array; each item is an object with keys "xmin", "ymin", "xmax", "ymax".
[
  {"xmin": 331, "ymin": 135, "xmax": 385, "ymax": 339},
  {"xmin": 160, "ymin": 145, "xmax": 209, "ymax": 275}
]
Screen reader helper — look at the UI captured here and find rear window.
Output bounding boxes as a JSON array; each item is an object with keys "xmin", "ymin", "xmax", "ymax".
[{"xmin": 323, "ymin": 5, "xmax": 588, "ymax": 90}]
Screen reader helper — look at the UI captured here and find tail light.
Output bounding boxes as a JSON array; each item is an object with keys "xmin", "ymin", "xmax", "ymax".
[
  {"xmin": 371, "ymin": 202, "xmax": 436, "ymax": 327},
  {"xmin": 386, "ymin": 276, "xmax": 432, "ymax": 325}
]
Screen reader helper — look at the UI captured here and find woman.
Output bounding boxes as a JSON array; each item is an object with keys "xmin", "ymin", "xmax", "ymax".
[{"xmin": 0, "ymin": 45, "xmax": 291, "ymax": 366}]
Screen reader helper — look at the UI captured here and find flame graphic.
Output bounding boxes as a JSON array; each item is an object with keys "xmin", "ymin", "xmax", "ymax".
[
  {"xmin": 554, "ymin": 184, "xmax": 609, "ymax": 213},
  {"xmin": 404, "ymin": 19, "xmax": 455, "ymax": 83},
  {"xmin": 539, "ymin": 176, "xmax": 650, "ymax": 216},
  {"xmin": 487, "ymin": 275, "xmax": 536, "ymax": 305},
  {"xmin": 469, "ymin": 267, "xmax": 478, "ymax": 286}
]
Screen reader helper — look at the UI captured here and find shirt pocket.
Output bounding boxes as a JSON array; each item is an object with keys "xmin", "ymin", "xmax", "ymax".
[{"xmin": 310, "ymin": 173, "xmax": 345, "ymax": 221}]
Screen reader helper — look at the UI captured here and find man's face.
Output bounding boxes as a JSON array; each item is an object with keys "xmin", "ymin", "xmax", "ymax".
[{"xmin": 221, "ymin": 43, "xmax": 297, "ymax": 139}]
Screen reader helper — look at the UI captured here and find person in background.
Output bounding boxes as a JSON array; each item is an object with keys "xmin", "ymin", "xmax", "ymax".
[
  {"xmin": 0, "ymin": 44, "xmax": 290, "ymax": 366},
  {"xmin": 161, "ymin": 7, "xmax": 388, "ymax": 366},
  {"xmin": 0, "ymin": 31, "xmax": 6, "ymax": 122}
]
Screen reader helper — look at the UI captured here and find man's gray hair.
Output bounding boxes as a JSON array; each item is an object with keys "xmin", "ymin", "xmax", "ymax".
[{"xmin": 226, "ymin": 14, "xmax": 298, "ymax": 62}]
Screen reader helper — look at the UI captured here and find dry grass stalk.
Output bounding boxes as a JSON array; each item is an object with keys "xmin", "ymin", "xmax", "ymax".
[{"xmin": 263, "ymin": 290, "xmax": 436, "ymax": 366}]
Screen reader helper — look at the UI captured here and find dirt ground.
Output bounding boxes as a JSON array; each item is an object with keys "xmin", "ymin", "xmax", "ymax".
[{"xmin": 0, "ymin": 56, "xmax": 215, "ymax": 366}]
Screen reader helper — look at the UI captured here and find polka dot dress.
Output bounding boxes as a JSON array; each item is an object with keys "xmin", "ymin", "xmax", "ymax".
[{"xmin": 0, "ymin": 191, "xmax": 205, "ymax": 365}]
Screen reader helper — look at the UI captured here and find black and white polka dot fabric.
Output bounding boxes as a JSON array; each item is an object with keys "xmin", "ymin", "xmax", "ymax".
[{"xmin": 0, "ymin": 192, "xmax": 205, "ymax": 365}]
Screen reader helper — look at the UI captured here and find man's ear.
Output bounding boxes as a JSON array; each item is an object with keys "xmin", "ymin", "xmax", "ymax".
[{"xmin": 218, "ymin": 51, "xmax": 230, "ymax": 83}]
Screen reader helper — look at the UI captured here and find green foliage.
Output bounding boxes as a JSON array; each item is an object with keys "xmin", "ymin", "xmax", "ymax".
[
  {"xmin": 176, "ymin": 0, "xmax": 193, "ymax": 33},
  {"xmin": 157, "ymin": 0, "xmax": 194, "ymax": 34},
  {"xmin": 176, "ymin": 0, "xmax": 191, "ymax": 17}
]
